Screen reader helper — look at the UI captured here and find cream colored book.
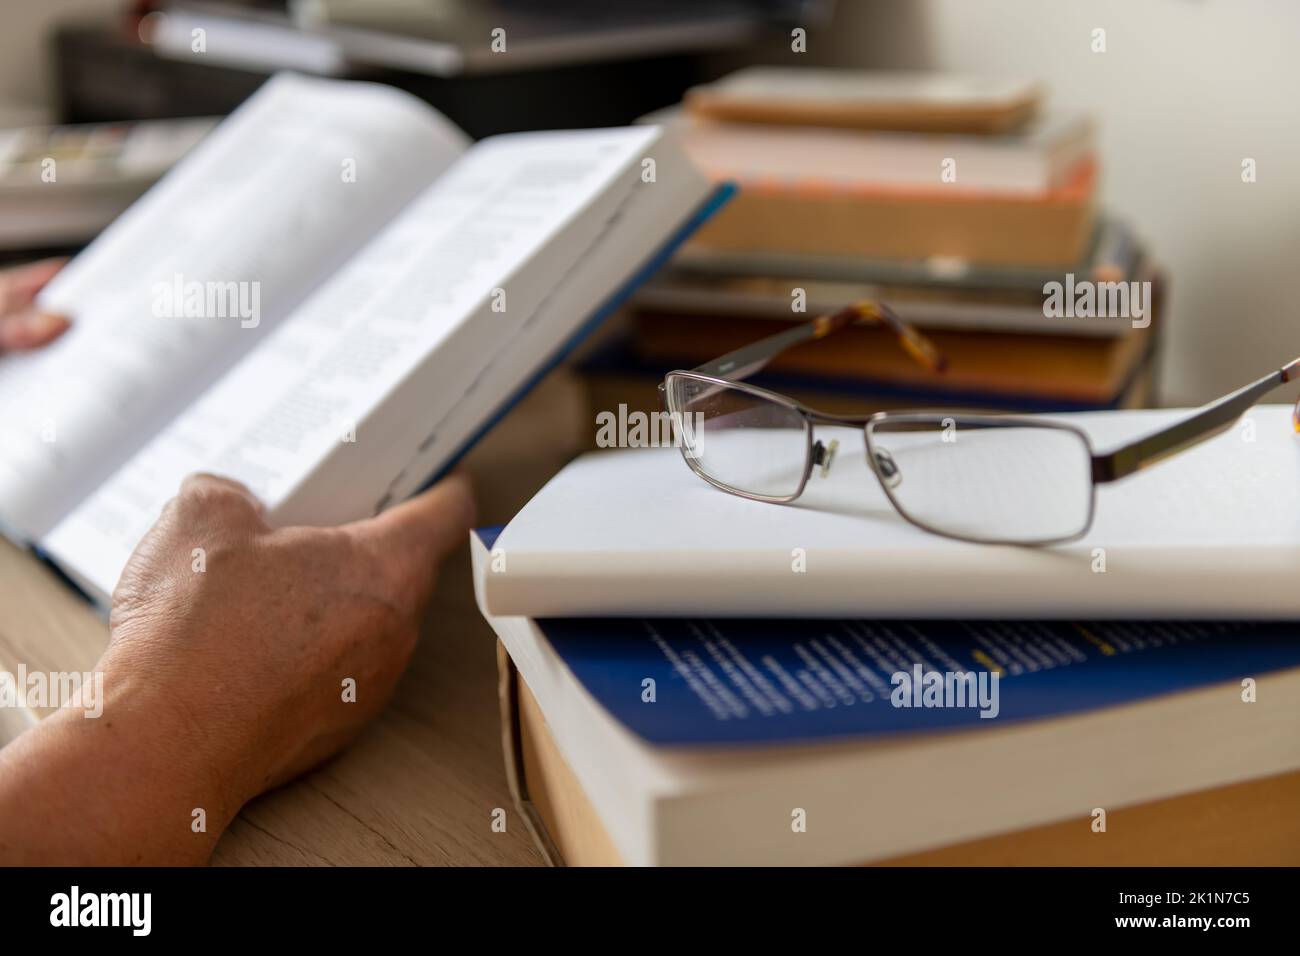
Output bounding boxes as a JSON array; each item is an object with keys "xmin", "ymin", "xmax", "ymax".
[{"xmin": 685, "ymin": 68, "xmax": 1041, "ymax": 133}]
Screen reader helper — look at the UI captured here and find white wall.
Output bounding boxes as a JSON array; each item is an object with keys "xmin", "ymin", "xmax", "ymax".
[{"xmin": 814, "ymin": 0, "xmax": 1300, "ymax": 406}]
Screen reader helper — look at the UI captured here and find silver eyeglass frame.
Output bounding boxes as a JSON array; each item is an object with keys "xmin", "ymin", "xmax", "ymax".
[
  {"xmin": 661, "ymin": 369, "xmax": 1100, "ymax": 546},
  {"xmin": 656, "ymin": 299, "xmax": 1300, "ymax": 548}
]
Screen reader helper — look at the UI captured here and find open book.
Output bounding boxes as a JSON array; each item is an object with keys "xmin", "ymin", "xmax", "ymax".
[{"xmin": 0, "ymin": 73, "xmax": 725, "ymax": 604}]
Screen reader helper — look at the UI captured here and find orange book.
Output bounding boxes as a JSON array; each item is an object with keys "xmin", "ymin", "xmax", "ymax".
[{"xmin": 690, "ymin": 161, "xmax": 1097, "ymax": 267}]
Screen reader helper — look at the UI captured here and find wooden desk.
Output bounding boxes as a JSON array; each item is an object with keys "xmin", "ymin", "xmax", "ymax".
[{"xmin": 0, "ymin": 372, "xmax": 591, "ymax": 866}]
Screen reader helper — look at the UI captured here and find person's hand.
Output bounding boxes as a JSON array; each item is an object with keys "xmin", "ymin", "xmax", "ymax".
[
  {"xmin": 0, "ymin": 258, "xmax": 70, "ymax": 352},
  {"xmin": 0, "ymin": 470, "xmax": 475, "ymax": 865},
  {"xmin": 109, "ymin": 471, "xmax": 476, "ymax": 799}
]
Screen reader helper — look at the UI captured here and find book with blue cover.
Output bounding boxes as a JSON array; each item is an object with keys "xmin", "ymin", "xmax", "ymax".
[
  {"xmin": 475, "ymin": 528, "xmax": 1300, "ymax": 747},
  {"xmin": 532, "ymin": 616, "xmax": 1300, "ymax": 746},
  {"xmin": 472, "ymin": 527, "xmax": 1300, "ymax": 864}
]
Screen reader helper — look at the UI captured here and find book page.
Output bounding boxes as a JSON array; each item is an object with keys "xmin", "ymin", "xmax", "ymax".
[
  {"xmin": 43, "ymin": 127, "xmax": 663, "ymax": 597},
  {"xmin": 0, "ymin": 73, "xmax": 467, "ymax": 539}
]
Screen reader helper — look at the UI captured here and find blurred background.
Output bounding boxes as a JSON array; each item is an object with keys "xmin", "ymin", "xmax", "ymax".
[{"xmin": 2, "ymin": 0, "xmax": 1297, "ymax": 410}]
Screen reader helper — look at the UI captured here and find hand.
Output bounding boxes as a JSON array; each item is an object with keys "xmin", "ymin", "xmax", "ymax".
[
  {"xmin": 0, "ymin": 258, "xmax": 70, "ymax": 352},
  {"xmin": 0, "ymin": 471, "xmax": 475, "ymax": 864}
]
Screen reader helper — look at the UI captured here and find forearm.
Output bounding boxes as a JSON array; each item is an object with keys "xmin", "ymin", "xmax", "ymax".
[{"xmin": 0, "ymin": 657, "xmax": 244, "ymax": 865}]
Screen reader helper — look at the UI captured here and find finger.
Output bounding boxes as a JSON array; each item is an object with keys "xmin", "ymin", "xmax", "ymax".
[
  {"xmin": 0, "ymin": 258, "xmax": 67, "ymax": 312},
  {"xmin": 0, "ymin": 309, "xmax": 71, "ymax": 351},
  {"xmin": 179, "ymin": 472, "xmax": 267, "ymax": 516},
  {"xmin": 346, "ymin": 471, "xmax": 476, "ymax": 586}
]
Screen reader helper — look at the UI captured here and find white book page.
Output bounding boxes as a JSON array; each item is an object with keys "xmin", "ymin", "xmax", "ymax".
[
  {"xmin": 43, "ymin": 127, "xmax": 661, "ymax": 598},
  {"xmin": 0, "ymin": 73, "xmax": 467, "ymax": 539}
]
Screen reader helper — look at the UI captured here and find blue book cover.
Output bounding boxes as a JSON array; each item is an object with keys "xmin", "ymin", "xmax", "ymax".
[{"xmin": 478, "ymin": 528, "xmax": 1300, "ymax": 747}]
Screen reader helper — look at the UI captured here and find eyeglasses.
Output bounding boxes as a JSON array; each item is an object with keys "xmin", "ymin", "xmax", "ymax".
[{"xmin": 659, "ymin": 300, "xmax": 1300, "ymax": 546}]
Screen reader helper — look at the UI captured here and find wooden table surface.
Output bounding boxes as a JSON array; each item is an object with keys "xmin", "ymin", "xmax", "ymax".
[{"xmin": 0, "ymin": 372, "xmax": 591, "ymax": 866}]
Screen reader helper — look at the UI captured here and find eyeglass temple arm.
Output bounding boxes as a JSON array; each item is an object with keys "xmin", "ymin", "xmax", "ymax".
[
  {"xmin": 688, "ymin": 300, "xmax": 948, "ymax": 381},
  {"xmin": 1092, "ymin": 357, "xmax": 1300, "ymax": 483}
]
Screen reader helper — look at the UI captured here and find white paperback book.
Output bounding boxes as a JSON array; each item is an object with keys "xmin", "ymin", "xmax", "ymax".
[
  {"xmin": 0, "ymin": 73, "xmax": 719, "ymax": 604},
  {"xmin": 478, "ymin": 405, "xmax": 1300, "ymax": 619}
]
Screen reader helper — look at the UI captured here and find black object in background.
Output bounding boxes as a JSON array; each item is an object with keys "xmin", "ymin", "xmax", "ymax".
[
  {"xmin": 54, "ymin": 23, "xmax": 716, "ymax": 137},
  {"xmin": 50, "ymin": 0, "xmax": 827, "ymax": 138}
]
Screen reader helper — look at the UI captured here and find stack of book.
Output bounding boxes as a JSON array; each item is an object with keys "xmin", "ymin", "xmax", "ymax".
[
  {"xmin": 579, "ymin": 68, "xmax": 1161, "ymax": 420},
  {"xmin": 474, "ymin": 408, "xmax": 1300, "ymax": 865}
]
